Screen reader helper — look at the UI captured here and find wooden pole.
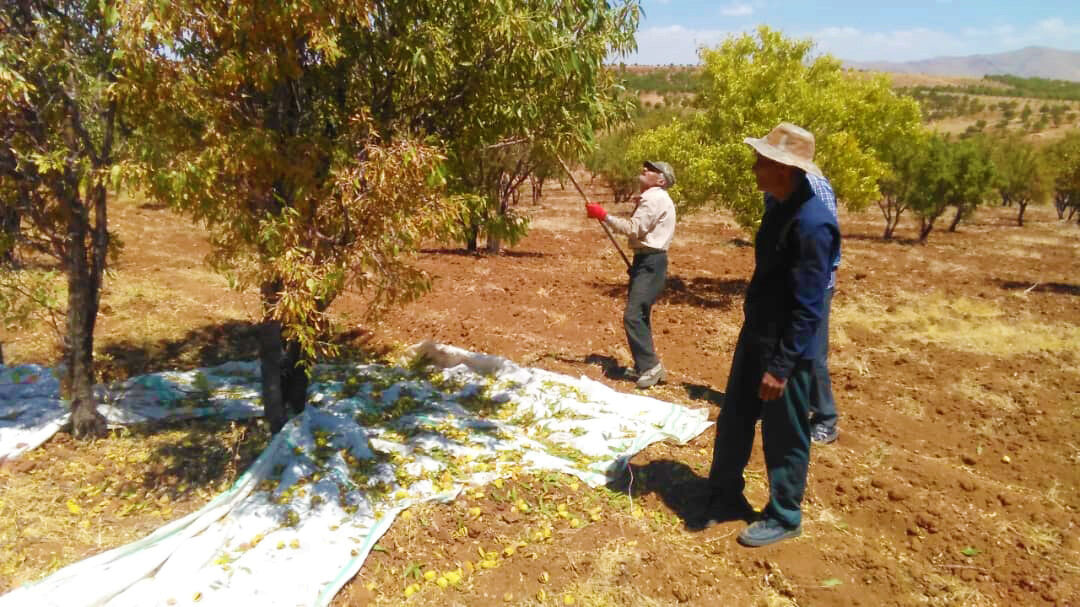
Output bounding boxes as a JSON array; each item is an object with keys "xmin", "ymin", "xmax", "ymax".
[{"xmin": 557, "ymin": 158, "xmax": 632, "ymax": 269}]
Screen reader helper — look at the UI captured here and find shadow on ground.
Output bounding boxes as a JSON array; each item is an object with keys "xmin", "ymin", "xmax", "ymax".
[
  {"xmin": 589, "ymin": 275, "xmax": 746, "ymax": 311},
  {"xmin": 419, "ymin": 247, "xmax": 545, "ymax": 259},
  {"xmin": 581, "ymin": 353, "xmax": 633, "ymax": 380},
  {"xmin": 98, "ymin": 321, "xmax": 388, "ymax": 382},
  {"xmin": 843, "ymin": 233, "xmax": 920, "ymax": 246},
  {"xmin": 99, "ymin": 320, "xmax": 263, "ymax": 381},
  {"xmin": 683, "ymin": 382, "xmax": 725, "ymax": 407},
  {"xmin": 996, "ymin": 279, "xmax": 1080, "ymax": 296},
  {"xmin": 129, "ymin": 417, "xmax": 271, "ymax": 500},
  {"xmin": 606, "ymin": 459, "xmax": 715, "ymax": 530}
]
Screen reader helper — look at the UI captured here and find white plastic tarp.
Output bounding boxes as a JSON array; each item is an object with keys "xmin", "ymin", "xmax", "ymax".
[
  {"xmin": 1, "ymin": 342, "xmax": 712, "ymax": 606},
  {"xmin": 0, "ymin": 362, "xmax": 263, "ymax": 461}
]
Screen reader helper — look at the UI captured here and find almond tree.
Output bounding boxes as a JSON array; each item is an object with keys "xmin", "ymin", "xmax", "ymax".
[
  {"xmin": 118, "ymin": 0, "xmax": 639, "ymax": 432},
  {"xmin": 991, "ymin": 135, "xmax": 1052, "ymax": 227},
  {"xmin": 876, "ymin": 132, "xmax": 932, "ymax": 240},
  {"xmin": 118, "ymin": 2, "xmax": 461, "ymax": 433},
  {"xmin": 369, "ymin": 1, "xmax": 640, "ymax": 252},
  {"xmin": 0, "ymin": 0, "xmax": 128, "ymax": 437},
  {"xmin": 944, "ymin": 137, "xmax": 996, "ymax": 232},
  {"xmin": 626, "ymin": 27, "xmax": 922, "ymax": 231},
  {"xmin": 909, "ymin": 136, "xmax": 995, "ymax": 242},
  {"xmin": 1048, "ymin": 131, "xmax": 1080, "ymax": 222}
]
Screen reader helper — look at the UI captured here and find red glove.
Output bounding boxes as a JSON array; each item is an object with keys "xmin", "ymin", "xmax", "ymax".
[{"xmin": 585, "ymin": 203, "xmax": 608, "ymax": 221}]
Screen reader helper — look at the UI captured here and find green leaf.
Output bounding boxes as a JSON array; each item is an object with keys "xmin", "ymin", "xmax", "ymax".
[
  {"xmin": 821, "ymin": 578, "xmax": 842, "ymax": 588},
  {"xmin": 961, "ymin": 546, "xmax": 980, "ymax": 557},
  {"xmin": 103, "ymin": 2, "xmax": 119, "ymax": 27},
  {"xmin": 110, "ymin": 164, "xmax": 124, "ymax": 190}
]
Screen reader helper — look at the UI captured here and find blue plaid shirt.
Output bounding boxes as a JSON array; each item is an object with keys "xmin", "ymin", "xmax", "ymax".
[{"xmin": 765, "ymin": 173, "xmax": 841, "ymax": 288}]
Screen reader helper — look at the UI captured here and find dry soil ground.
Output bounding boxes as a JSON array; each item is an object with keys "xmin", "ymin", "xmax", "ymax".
[{"xmin": 2, "ymin": 179, "xmax": 1079, "ymax": 606}]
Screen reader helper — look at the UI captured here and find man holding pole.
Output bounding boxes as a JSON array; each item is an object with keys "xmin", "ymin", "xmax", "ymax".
[{"xmin": 584, "ymin": 161, "xmax": 676, "ymax": 389}]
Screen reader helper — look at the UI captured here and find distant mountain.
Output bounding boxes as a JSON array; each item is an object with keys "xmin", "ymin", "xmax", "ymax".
[{"xmin": 848, "ymin": 47, "xmax": 1080, "ymax": 82}]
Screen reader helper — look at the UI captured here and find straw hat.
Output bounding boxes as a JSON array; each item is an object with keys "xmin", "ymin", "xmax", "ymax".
[{"xmin": 742, "ymin": 122, "xmax": 823, "ymax": 177}]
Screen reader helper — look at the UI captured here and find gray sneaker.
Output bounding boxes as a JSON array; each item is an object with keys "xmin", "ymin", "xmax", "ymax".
[
  {"xmin": 635, "ymin": 363, "xmax": 665, "ymax": 389},
  {"xmin": 737, "ymin": 517, "xmax": 801, "ymax": 547},
  {"xmin": 810, "ymin": 424, "xmax": 838, "ymax": 445}
]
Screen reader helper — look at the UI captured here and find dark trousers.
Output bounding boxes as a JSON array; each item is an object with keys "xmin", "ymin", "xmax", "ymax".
[
  {"xmin": 624, "ymin": 251, "xmax": 667, "ymax": 373},
  {"xmin": 810, "ymin": 287, "xmax": 838, "ymax": 430},
  {"xmin": 708, "ymin": 329, "xmax": 812, "ymax": 528}
]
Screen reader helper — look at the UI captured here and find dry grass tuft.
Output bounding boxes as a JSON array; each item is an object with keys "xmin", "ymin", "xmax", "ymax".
[
  {"xmin": 951, "ymin": 377, "xmax": 1019, "ymax": 413},
  {"xmin": 551, "ymin": 539, "xmax": 669, "ymax": 607},
  {"xmin": 0, "ymin": 419, "xmax": 268, "ymax": 592},
  {"xmin": 834, "ymin": 291, "xmax": 1080, "ymax": 356}
]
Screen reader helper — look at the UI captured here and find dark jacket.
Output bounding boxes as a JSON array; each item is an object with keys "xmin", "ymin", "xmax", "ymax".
[{"xmin": 743, "ymin": 175, "xmax": 841, "ymax": 380}]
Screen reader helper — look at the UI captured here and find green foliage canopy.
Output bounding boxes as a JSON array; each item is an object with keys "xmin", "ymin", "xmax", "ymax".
[
  {"xmin": 990, "ymin": 135, "xmax": 1052, "ymax": 226},
  {"xmin": 118, "ymin": 1, "xmax": 463, "ymax": 363},
  {"xmin": 626, "ymin": 27, "xmax": 922, "ymax": 231},
  {"xmin": 897, "ymin": 134, "xmax": 996, "ymax": 241},
  {"xmin": 395, "ymin": 1, "xmax": 641, "ymax": 250},
  {"xmin": 1047, "ymin": 131, "xmax": 1080, "ymax": 220}
]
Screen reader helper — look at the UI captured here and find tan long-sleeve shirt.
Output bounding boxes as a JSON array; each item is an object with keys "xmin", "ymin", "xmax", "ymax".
[{"xmin": 603, "ymin": 186, "xmax": 676, "ymax": 252}]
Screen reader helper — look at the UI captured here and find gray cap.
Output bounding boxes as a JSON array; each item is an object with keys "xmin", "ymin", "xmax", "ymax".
[{"xmin": 644, "ymin": 161, "xmax": 676, "ymax": 188}]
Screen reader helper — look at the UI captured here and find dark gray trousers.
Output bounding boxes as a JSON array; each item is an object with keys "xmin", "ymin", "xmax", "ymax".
[
  {"xmin": 624, "ymin": 251, "xmax": 667, "ymax": 373},
  {"xmin": 810, "ymin": 286, "xmax": 838, "ymax": 430},
  {"xmin": 708, "ymin": 328, "xmax": 813, "ymax": 528}
]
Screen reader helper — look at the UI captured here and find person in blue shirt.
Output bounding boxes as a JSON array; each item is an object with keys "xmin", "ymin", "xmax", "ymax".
[
  {"xmin": 767, "ymin": 174, "xmax": 842, "ymax": 444},
  {"xmin": 705, "ymin": 123, "xmax": 841, "ymax": 547}
]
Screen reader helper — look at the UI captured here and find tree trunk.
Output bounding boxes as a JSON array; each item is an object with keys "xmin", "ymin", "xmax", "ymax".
[
  {"xmin": 65, "ymin": 200, "xmax": 106, "ymax": 438},
  {"xmin": 0, "ymin": 206, "xmax": 19, "ymax": 266},
  {"xmin": 530, "ymin": 175, "xmax": 543, "ymax": 204},
  {"xmin": 947, "ymin": 206, "xmax": 964, "ymax": 232},
  {"xmin": 918, "ymin": 216, "xmax": 935, "ymax": 243},
  {"xmin": 258, "ymin": 317, "xmax": 286, "ymax": 434},
  {"xmin": 465, "ymin": 225, "xmax": 479, "ymax": 252},
  {"xmin": 883, "ymin": 214, "xmax": 899, "ymax": 240},
  {"xmin": 1017, "ymin": 201, "xmax": 1028, "ymax": 227},
  {"xmin": 258, "ymin": 281, "xmax": 287, "ymax": 434},
  {"xmin": 282, "ymin": 338, "xmax": 308, "ymax": 417}
]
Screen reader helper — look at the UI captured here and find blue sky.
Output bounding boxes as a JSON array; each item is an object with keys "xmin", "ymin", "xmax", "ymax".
[{"xmin": 623, "ymin": 1, "xmax": 1080, "ymax": 64}]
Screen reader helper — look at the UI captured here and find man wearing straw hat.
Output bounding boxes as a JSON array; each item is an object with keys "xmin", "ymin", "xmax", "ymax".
[
  {"xmin": 704, "ymin": 123, "xmax": 840, "ymax": 547},
  {"xmin": 585, "ymin": 161, "xmax": 676, "ymax": 389}
]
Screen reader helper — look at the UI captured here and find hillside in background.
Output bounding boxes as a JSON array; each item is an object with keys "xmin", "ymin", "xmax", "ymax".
[
  {"xmin": 614, "ymin": 64, "xmax": 1080, "ymax": 141},
  {"xmin": 849, "ymin": 46, "xmax": 1080, "ymax": 82}
]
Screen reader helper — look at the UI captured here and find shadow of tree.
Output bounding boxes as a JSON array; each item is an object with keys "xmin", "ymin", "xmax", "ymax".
[
  {"xmin": 98, "ymin": 321, "xmax": 387, "ymax": 383},
  {"xmin": 419, "ymin": 247, "xmax": 546, "ymax": 259},
  {"xmin": 843, "ymin": 233, "xmax": 920, "ymax": 246},
  {"xmin": 126, "ymin": 417, "xmax": 271, "ymax": 501},
  {"xmin": 996, "ymin": 279, "xmax": 1080, "ymax": 296},
  {"xmin": 99, "ymin": 320, "xmax": 263, "ymax": 381}
]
